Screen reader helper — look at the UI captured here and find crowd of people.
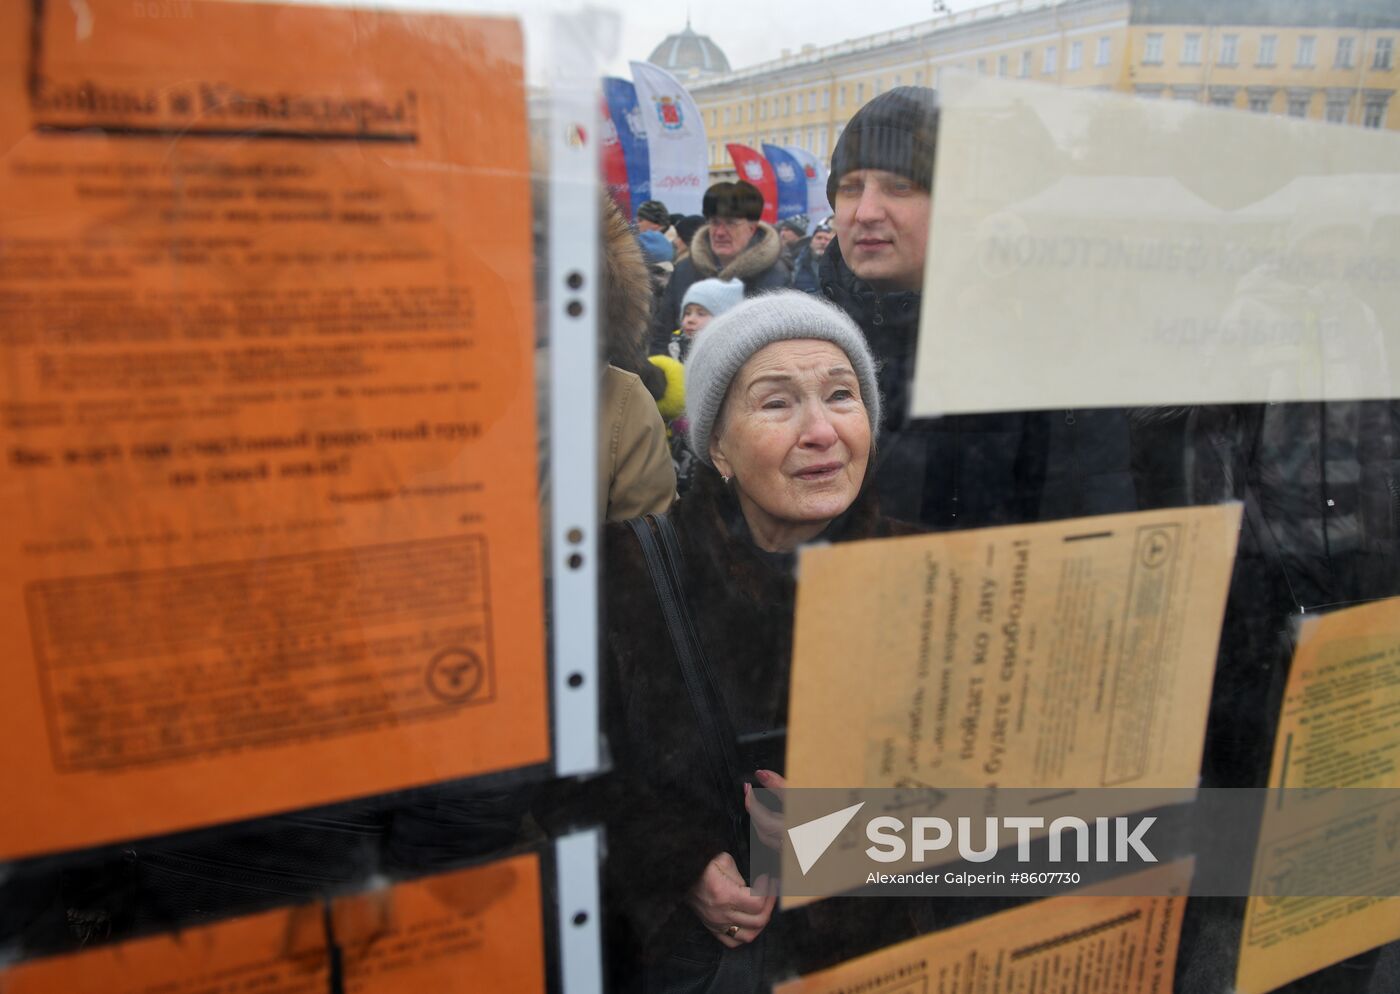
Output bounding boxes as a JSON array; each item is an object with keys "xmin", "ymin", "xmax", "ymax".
[{"xmin": 594, "ymin": 84, "xmax": 1400, "ymax": 992}]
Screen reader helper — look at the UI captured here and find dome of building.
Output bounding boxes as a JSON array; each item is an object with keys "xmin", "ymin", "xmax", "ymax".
[{"xmin": 647, "ymin": 20, "xmax": 731, "ymax": 79}]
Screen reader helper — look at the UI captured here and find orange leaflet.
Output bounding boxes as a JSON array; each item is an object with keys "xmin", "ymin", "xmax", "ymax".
[
  {"xmin": 0, "ymin": 853, "xmax": 546, "ymax": 994},
  {"xmin": 333, "ymin": 854, "xmax": 547, "ymax": 993},
  {"xmin": 0, "ymin": 0, "xmax": 547, "ymax": 859}
]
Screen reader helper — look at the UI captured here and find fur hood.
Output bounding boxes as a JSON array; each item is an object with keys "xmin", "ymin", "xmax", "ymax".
[
  {"xmin": 601, "ymin": 194, "xmax": 655, "ymax": 364},
  {"xmin": 689, "ymin": 221, "xmax": 784, "ymax": 281},
  {"xmin": 601, "ymin": 194, "xmax": 665, "ymax": 397}
]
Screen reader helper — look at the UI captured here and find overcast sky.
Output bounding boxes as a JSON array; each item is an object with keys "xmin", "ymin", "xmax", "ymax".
[
  {"xmin": 356, "ymin": 0, "xmax": 987, "ymax": 78},
  {"xmin": 609, "ymin": 0, "xmax": 985, "ymax": 74}
]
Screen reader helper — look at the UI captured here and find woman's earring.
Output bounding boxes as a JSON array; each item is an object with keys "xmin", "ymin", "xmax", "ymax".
[{"xmin": 722, "ymin": 475, "xmax": 731, "ymax": 485}]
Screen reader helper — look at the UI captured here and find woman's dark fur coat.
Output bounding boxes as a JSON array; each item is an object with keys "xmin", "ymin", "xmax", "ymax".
[{"xmin": 599, "ymin": 465, "xmax": 923, "ymax": 985}]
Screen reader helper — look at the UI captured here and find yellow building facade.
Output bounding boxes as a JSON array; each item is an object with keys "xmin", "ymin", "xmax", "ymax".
[{"xmin": 689, "ymin": 0, "xmax": 1399, "ymax": 181}]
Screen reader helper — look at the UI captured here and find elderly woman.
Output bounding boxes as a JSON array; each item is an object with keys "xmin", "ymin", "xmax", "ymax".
[{"xmin": 601, "ymin": 291, "xmax": 918, "ymax": 991}]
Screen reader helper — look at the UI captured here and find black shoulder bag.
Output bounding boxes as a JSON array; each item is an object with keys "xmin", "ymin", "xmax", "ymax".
[{"xmin": 626, "ymin": 512, "xmax": 765, "ymax": 993}]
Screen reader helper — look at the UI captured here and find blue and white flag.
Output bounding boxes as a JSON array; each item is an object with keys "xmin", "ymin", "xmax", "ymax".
[
  {"xmin": 603, "ymin": 77, "xmax": 651, "ymax": 216},
  {"xmin": 783, "ymin": 146, "xmax": 832, "ymax": 227},
  {"xmin": 762, "ymin": 144, "xmax": 809, "ymax": 220},
  {"xmin": 629, "ymin": 61, "xmax": 708, "ymax": 216}
]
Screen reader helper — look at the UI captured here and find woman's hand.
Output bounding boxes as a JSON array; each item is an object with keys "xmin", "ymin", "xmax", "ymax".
[
  {"xmin": 744, "ymin": 769, "xmax": 787, "ymax": 852},
  {"xmin": 685, "ymin": 852, "xmax": 776, "ymax": 948}
]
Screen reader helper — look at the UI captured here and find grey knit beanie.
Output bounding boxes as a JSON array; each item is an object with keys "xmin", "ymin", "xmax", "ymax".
[
  {"xmin": 827, "ymin": 87, "xmax": 939, "ymax": 205},
  {"xmin": 685, "ymin": 291, "xmax": 881, "ymax": 465}
]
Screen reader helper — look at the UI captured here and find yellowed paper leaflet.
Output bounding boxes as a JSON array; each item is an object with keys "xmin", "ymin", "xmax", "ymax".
[
  {"xmin": 1236, "ymin": 596, "xmax": 1400, "ymax": 994},
  {"xmin": 913, "ymin": 73, "xmax": 1400, "ymax": 416},
  {"xmin": 776, "ymin": 861, "xmax": 1192, "ymax": 994},
  {"xmin": 787, "ymin": 505, "xmax": 1241, "ymax": 793}
]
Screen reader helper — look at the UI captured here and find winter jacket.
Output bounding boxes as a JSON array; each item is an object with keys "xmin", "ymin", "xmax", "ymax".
[
  {"xmin": 649, "ymin": 223, "xmax": 790, "ymax": 351},
  {"xmin": 596, "ymin": 198, "xmax": 676, "ymax": 516},
  {"xmin": 817, "ymin": 238, "xmax": 1050, "ymax": 529},
  {"xmin": 599, "ymin": 467, "xmax": 921, "ymax": 986},
  {"xmin": 598, "ymin": 365, "xmax": 676, "ymax": 521},
  {"xmin": 789, "ymin": 242, "xmax": 824, "ymax": 294},
  {"xmin": 1038, "ymin": 409, "xmax": 1138, "ymax": 521}
]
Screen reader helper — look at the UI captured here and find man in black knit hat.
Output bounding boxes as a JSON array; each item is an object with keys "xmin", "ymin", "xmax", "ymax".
[{"xmin": 819, "ymin": 86, "xmax": 1052, "ymax": 529}]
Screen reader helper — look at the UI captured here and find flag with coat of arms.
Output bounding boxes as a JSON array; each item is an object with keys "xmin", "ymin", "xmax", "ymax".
[{"xmin": 628, "ymin": 61, "xmax": 709, "ymax": 215}]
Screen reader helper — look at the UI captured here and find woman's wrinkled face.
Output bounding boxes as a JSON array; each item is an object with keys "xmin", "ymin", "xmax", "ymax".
[{"xmin": 709, "ymin": 340, "xmax": 871, "ymax": 550}]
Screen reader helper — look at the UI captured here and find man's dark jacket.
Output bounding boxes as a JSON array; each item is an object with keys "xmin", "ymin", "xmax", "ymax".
[{"xmin": 817, "ymin": 238, "xmax": 1050, "ymax": 529}]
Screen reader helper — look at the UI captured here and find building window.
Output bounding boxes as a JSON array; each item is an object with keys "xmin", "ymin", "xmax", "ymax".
[
  {"xmin": 1376, "ymin": 38, "xmax": 1394, "ymax": 70},
  {"xmin": 998, "ymin": 54, "xmax": 1009, "ymax": 76},
  {"xmin": 1210, "ymin": 89, "xmax": 1235, "ymax": 109},
  {"xmin": 856, "ymin": 83, "xmax": 864, "ymax": 104},
  {"xmin": 1335, "ymin": 37, "xmax": 1354, "ymax": 68},
  {"xmin": 806, "ymin": 129, "xmax": 814, "ymax": 149},
  {"xmin": 1326, "ymin": 95, "xmax": 1348, "ymax": 123},
  {"xmin": 821, "ymin": 90, "xmax": 829, "ymax": 110},
  {"xmin": 758, "ymin": 101, "xmax": 765, "ymax": 120},
  {"xmin": 748, "ymin": 103, "xmax": 754, "ymax": 122},
  {"xmin": 893, "ymin": 74, "xmax": 901, "ymax": 87},
  {"xmin": 874, "ymin": 77, "xmax": 882, "ymax": 96},
  {"xmin": 838, "ymin": 87, "xmax": 846, "ymax": 107},
  {"xmin": 1219, "ymin": 34, "xmax": 1238, "ymax": 65},
  {"xmin": 1043, "ymin": 45, "xmax": 1057, "ymax": 74},
  {"xmin": 1182, "ymin": 33, "xmax": 1201, "ymax": 65},
  {"xmin": 1173, "ymin": 87, "xmax": 1200, "ymax": 102},
  {"xmin": 723, "ymin": 107, "xmax": 731, "ymax": 125},
  {"xmin": 1296, "ymin": 36, "xmax": 1316, "ymax": 67},
  {"xmin": 1144, "ymin": 33, "xmax": 1163, "ymax": 65},
  {"xmin": 1020, "ymin": 50, "xmax": 1032, "ymax": 77},
  {"xmin": 977, "ymin": 57, "xmax": 987, "ymax": 74},
  {"xmin": 795, "ymin": 93, "xmax": 803, "ymax": 114},
  {"xmin": 1364, "ymin": 96, "xmax": 1388, "ymax": 128},
  {"xmin": 1069, "ymin": 40, "xmax": 1083, "ymax": 70},
  {"xmin": 784, "ymin": 96, "xmax": 791, "ymax": 115},
  {"xmin": 1248, "ymin": 92, "xmax": 1271, "ymax": 113},
  {"xmin": 1258, "ymin": 34, "xmax": 1277, "ymax": 66},
  {"xmin": 1288, "ymin": 94, "xmax": 1309, "ymax": 117},
  {"xmin": 914, "ymin": 70, "xmax": 923, "ymax": 85},
  {"xmin": 1096, "ymin": 36, "xmax": 1111, "ymax": 66},
  {"xmin": 708, "ymin": 109, "xmax": 716, "ymax": 128}
]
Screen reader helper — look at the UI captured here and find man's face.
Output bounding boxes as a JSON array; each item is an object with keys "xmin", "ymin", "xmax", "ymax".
[
  {"xmin": 780, "ymin": 228, "xmax": 802, "ymax": 248},
  {"xmin": 832, "ymin": 169, "xmax": 930, "ymax": 292},
  {"xmin": 810, "ymin": 230, "xmax": 833, "ymax": 257},
  {"xmin": 637, "ymin": 218, "xmax": 665, "ymax": 234},
  {"xmin": 708, "ymin": 216, "xmax": 757, "ymax": 263}
]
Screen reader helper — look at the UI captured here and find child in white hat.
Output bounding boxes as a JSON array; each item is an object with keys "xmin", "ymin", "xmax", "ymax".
[{"xmin": 668, "ymin": 278, "xmax": 745, "ymax": 361}]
